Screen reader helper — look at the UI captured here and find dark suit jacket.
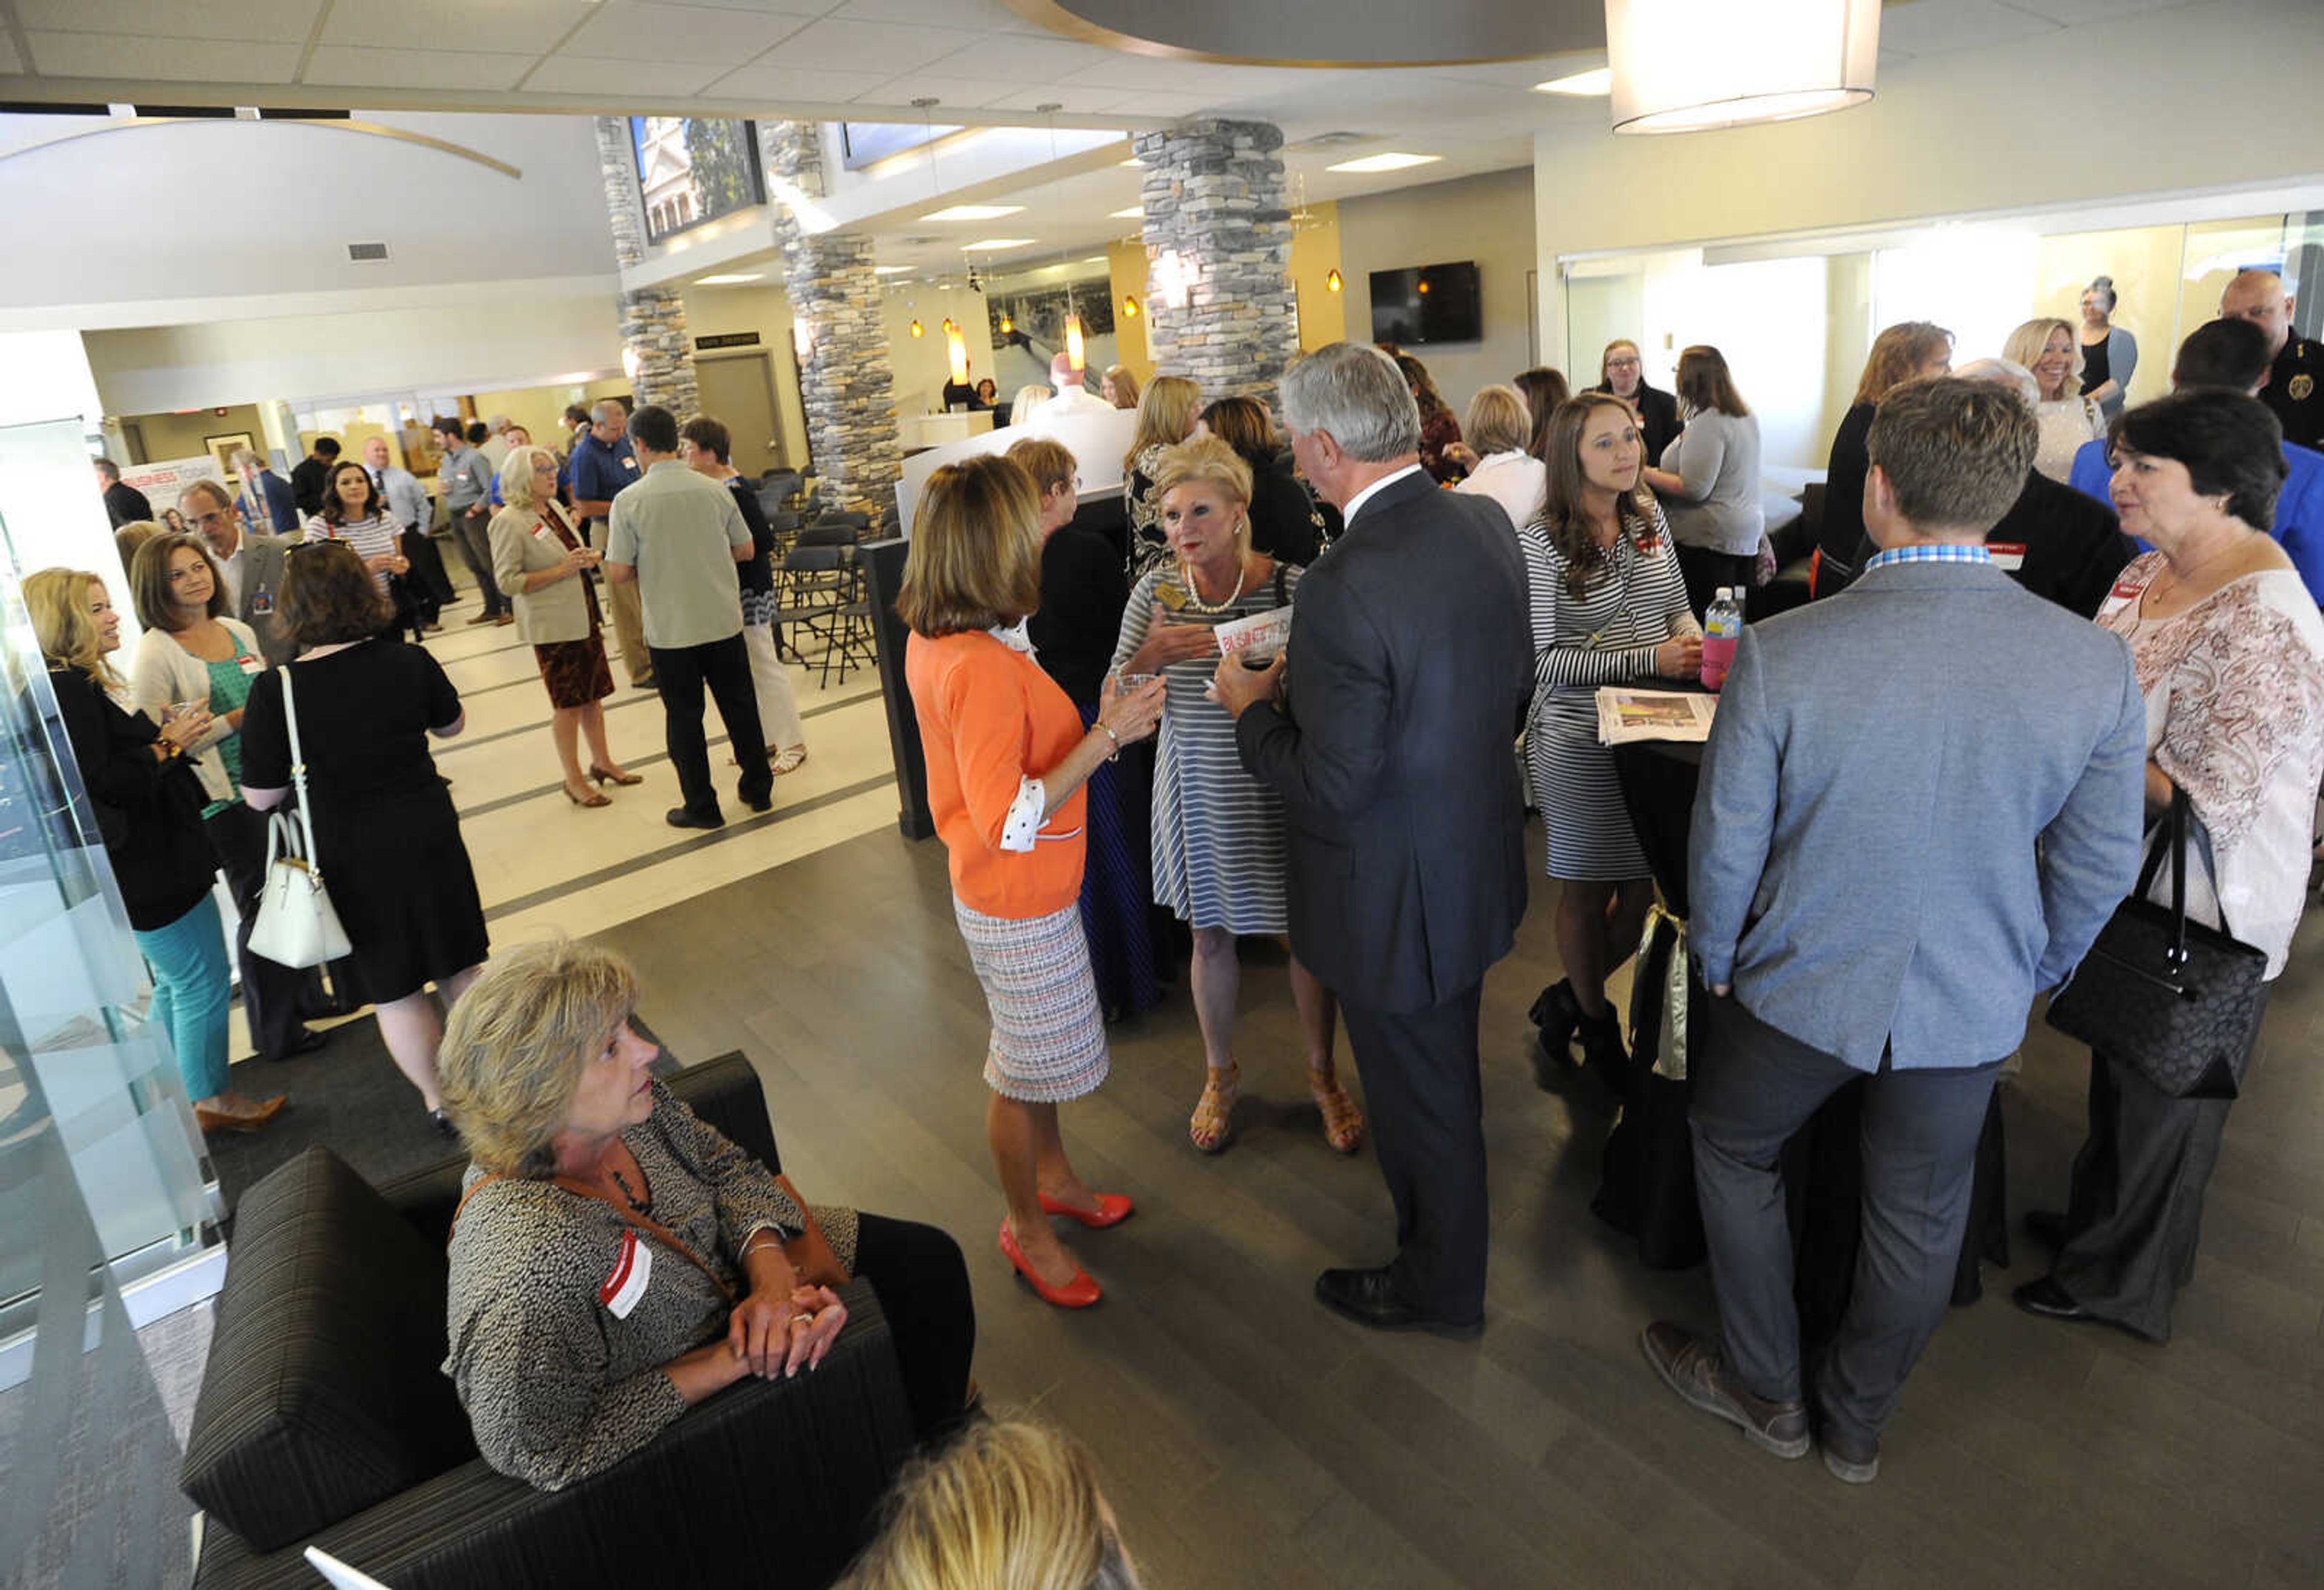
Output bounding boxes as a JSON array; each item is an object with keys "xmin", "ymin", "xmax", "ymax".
[
  {"xmin": 1851, "ymin": 469, "xmax": 2133, "ymax": 620},
  {"xmin": 290, "ymin": 454, "xmax": 333, "ymax": 516},
  {"xmin": 1233, "ymin": 469, "xmax": 1532, "ymax": 1013},
  {"xmin": 228, "ymin": 532, "xmax": 297, "ymax": 666},
  {"xmin": 103, "ymin": 479, "xmax": 153, "ymax": 528}
]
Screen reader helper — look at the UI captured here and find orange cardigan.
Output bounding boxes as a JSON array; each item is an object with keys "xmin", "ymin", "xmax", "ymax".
[{"xmin": 905, "ymin": 629, "xmax": 1089, "ymax": 919}]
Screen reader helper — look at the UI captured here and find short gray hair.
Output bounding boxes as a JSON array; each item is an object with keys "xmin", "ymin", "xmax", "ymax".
[
  {"xmin": 1279, "ymin": 342, "xmax": 1420, "ymax": 463},
  {"xmin": 499, "ymin": 444, "xmax": 559, "ymax": 511},
  {"xmin": 1953, "ymin": 358, "xmax": 2040, "ymax": 410},
  {"xmin": 590, "ymin": 399, "xmax": 625, "ymax": 425},
  {"xmin": 232, "ymin": 448, "xmax": 264, "ymax": 473}
]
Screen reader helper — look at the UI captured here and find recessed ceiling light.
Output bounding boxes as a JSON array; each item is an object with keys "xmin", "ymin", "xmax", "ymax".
[
  {"xmin": 960, "ymin": 237, "xmax": 1035, "ymax": 250},
  {"xmin": 1109, "ymin": 207, "xmax": 1143, "ymax": 218},
  {"xmin": 694, "ymin": 272, "xmax": 764, "ymax": 285},
  {"xmin": 1535, "ymin": 67, "xmax": 1612, "ymax": 96},
  {"xmin": 922, "ymin": 204, "xmax": 1025, "ymax": 222},
  {"xmin": 1324, "ymin": 152, "xmax": 1443, "ymax": 174},
  {"xmin": 873, "ymin": 265, "xmax": 913, "ymax": 275}
]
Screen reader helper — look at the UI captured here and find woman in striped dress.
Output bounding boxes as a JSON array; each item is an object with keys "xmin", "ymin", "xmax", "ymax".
[
  {"xmin": 901, "ymin": 457, "xmax": 1166, "ymax": 1310},
  {"xmin": 306, "ymin": 459, "xmax": 418, "ymax": 640},
  {"xmin": 1521, "ymin": 393, "xmax": 1704, "ymax": 1085},
  {"xmin": 1112, "ymin": 436, "xmax": 1361, "ymax": 1157}
]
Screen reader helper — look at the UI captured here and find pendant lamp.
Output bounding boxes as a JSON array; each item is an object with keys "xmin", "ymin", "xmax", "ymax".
[
  {"xmin": 945, "ymin": 318, "xmax": 969, "ymax": 385},
  {"xmin": 1607, "ymin": 0, "xmax": 1879, "ymax": 135}
]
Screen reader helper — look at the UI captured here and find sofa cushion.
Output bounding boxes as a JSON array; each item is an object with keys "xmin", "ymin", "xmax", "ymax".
[{"xmin": 182, "ymin": 1146, "xmax": 478, "ymax": 1551}]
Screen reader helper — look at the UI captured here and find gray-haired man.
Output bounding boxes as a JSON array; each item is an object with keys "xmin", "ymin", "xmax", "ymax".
[{"xmin": 1214, "ymin": 342, "xmax": 1534, "ymax": 1337}]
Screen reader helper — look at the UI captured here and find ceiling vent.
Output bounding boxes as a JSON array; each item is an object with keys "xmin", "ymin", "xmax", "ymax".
[
  {"xmin": 346, "ymin": 241, "xmax": 390, "ymax": 263},
  {"xmin": 1284, "ymin": 131, "xmax": 1373, "ymax": 151}
]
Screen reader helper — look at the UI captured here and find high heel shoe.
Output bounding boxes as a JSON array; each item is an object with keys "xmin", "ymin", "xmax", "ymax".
[
  {"xmin": 1039, "ymin": 1191, "xmax": 1135, "ymax": 1229},
  {"xmin": 1527, "ymin": 979, "xmax": 1584, "ymax": 1090},
  {"xmin": 1307, "ymin": 1069, "xmax": 1365, "ymax": 1154},
  {"xmin": 563, "ymin": 782, "xmax": 612, "ymax": 808},
  {"xmin": 195, "ymin": 1095, "xmax": 287, "ymax": 1134},
  {"xmin": 589, "ymin": 764, "xmax": 643, "ymax": 787},
  {"xmin": 998, "ymin": 1220, "xmax": 1101, "ymax": 1308},
  {"xmin": 1188, "ymin": 1063, "xmax": 1239, "ymax": 1154}
]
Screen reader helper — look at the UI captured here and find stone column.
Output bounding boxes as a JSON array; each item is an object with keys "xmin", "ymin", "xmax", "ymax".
[
  {"xmin": 593, "ymin": 117, "xmax": 698, "ymax": 417},
  {"xmin": 758, "ymin": 121, "xmax": 903, "ymax": 530},
  {"xmin": 1132, "ymin": 120, "xmax": 1299, "ymax": 402}
]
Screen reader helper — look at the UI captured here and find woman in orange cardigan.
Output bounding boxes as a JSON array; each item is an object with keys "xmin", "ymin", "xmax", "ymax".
[{"xmin": 901, "ymin": 456, "xmax": 1166, "ymax": 1309}]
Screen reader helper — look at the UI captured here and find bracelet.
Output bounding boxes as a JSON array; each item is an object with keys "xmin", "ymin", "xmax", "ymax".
[{"xmin": 1094, "ymin": 721, "xmax": 1121, "ymax": 762}]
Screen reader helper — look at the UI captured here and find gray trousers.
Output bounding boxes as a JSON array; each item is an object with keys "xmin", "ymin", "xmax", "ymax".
[
  {"xmin": 449, "ymin": 506, "xmax": 505, "ymax": 615},
  {"xmin": 1689, "ymin": 994, "xmax": 2001, "ymax": 1445}
]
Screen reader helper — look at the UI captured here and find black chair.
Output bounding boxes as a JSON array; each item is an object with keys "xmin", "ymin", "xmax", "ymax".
[
  {"xmin": 776, "ymin": 543, "xmax": 862, "ymax": 681},
  {"xmin": 180, "ymin": 1055, "xmax": 914, "ymax": 1589},
  {"xmin": 807, "ymin": 510, "xmax": 872, "ymax": 542}
]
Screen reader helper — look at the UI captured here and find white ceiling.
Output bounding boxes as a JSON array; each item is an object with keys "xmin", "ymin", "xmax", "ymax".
[{"xmin": 0, "ymin": 0, "xmax": 2217, "ymax": 292}]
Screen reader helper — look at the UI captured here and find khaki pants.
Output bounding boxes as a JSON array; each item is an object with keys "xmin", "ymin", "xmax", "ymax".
[{"xmin": 604, "ymin": 572, "xmax": 652, "ymax": 685}]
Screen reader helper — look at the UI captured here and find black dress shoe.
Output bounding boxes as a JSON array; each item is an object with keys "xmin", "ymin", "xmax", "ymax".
[
  {"xmin": 266, "ymin": 1026, "xmax": 332, "ymax": 1062},
  {"xmin": 743, "ymin": 794, "xmax": 772, "ymax": 814},
  {"xmin": 665, "ymin": 807, "xmax": 726, "ymax": 831},
  {"xmin": 1313, "ymin": 1266, "xmax": 1483, "ymax": 1339},
  {"xmin": 2011, "ymin": 1276, "xmax": 2093, "ymax": 1323}
]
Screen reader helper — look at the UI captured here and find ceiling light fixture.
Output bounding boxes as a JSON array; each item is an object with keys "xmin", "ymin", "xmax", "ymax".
[
  {"xmin": 945, "ymin": 319, "xmax": 970, "ymax": 385},
  {"xmin": 922, "ymin": 204, "xmax": 1024, "ymax": 221},
  {"xmin": 1534, "ymin": 67, "xmax": 1612, "ymax": 96},
  {"xmin": 694, "ymin": 272, "xmax": 764, "ymax": 285},
  {"xmin": 1607, "ymin": 0, "xmax": 1879, "ymax": 135},
  {"xmin": 960, "ymin": 237, "xmax": 1035, "ymax": 251},
  {"xmin": 1324, "ymin": 152, "xmax": 1441, "ymax": 174},
  {"xmin": 909, "ymin": 318, "xmax": 924, "ymax": 338}
]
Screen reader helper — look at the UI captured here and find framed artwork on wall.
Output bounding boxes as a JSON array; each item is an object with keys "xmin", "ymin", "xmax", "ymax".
[{"xmin": 203, "ymin": 431, "xmax": 255, "ymax": 479}]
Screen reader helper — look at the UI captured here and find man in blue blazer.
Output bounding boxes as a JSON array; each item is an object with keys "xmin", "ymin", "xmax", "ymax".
[
  {"xmin": 2068, "ymin": 316, "xmax": 2324, "ymax": 603},
  {"xmin": 232, "ymin": 448, "xmax": 300, "ymax": 535},
  {"xmin": 1645, "ymin": 379, "xmax": 2145, "ymax": 1484},
  {"xmin": 1218, "ymin": 342, "xmax": 1533, "ymax": 1336}
]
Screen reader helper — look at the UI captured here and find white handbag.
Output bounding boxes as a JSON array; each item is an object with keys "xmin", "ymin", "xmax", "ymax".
[{"xmin": 246, "ymin": 662, "xmax": 352, "ymax": 969}]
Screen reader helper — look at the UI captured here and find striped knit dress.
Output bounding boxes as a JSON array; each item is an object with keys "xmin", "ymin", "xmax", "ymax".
[
  {"xmin": 1112, "ymin": 560, "xmax": 1298, "ymax": 934},
  {"xmin": 1519, "ymin": 500, "xmax": 1699, "ymax": 880}
]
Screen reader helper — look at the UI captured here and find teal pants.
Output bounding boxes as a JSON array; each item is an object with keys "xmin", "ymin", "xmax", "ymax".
[{"xmin": 134, "ymin": 894, "xmax": 232, "ymax": 1102}]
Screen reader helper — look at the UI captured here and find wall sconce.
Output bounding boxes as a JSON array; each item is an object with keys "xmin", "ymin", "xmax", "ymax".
[
  {"xmin": 1325, "ymin": 269, "xmax": 1342, "ymax": 293},
  {"xmin": 999, "ymin": 313, "xmax": 1014, "ymax": 334},
  {"xmin": 909, "ymin": 318, "xmax": 924, "ymax": 338},
  {"xmin": 620, "ymin": 345, "xmax": 641, "ymax": 382},
  {"xmin": 1151, "ymin": 250, "xmax": 1191, "ymax": 312},
  {"xmin": 1120, "ymin": 294, "xmax": 1138, "ymax": 318},
  {"xmin": 792, "ymin": 318, "xmax": 813, "ymax": 362}
]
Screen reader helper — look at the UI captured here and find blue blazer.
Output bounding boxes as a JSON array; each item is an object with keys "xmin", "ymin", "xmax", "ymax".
[
  {"xmin": 238, "ymin": 470, "xmax": 300, "ymax": 535},
  {"xmin": 2070, "ymin": 434, "xmax": 2324, "ymax": 604},
  {"xmin": 1689, "ymin": 558, "xmax": 2147, "ymax": 1071}
]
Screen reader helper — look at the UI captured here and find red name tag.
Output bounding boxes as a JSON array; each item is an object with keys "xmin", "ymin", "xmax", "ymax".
[
  {"xmin": 1987, "ymin": 542, "xmax": 2026, "ymax": 571},
  {"xmin": 599, "ymin": 1229, "xmax": 652, "ymax": 1317}
]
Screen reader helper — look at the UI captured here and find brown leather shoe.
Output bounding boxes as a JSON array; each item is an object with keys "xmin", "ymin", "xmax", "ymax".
[
  {"xmin": 1640, "ymin": 1321, "xmax": 1810, "ymax": 1459},
  {"xmin": 195, "ymin": 1094, "xmax": 288, "ymax": 1134}
]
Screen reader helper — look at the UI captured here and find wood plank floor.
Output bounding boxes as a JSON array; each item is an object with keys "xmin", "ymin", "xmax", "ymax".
[{"xmin": 581, "ymin": 823, "xmax": 2324, "ymax": 1589}]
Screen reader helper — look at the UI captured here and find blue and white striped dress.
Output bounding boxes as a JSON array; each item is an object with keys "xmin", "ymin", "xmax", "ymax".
[
  {"xmin": 1520, "ymin": 501, "xmax": 1698, "ymax": 880},
  {"xmin": 1112, "ymin": 560, "xmax": 1298, "ymax": 934}
]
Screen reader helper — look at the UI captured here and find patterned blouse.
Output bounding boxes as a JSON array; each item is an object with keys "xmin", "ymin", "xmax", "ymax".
[
  {"xmin": 1518, "ymin": 497, "xmax": 1699, "ymax": 741},
  {"xmin": 1124, "ymin": 443, "xmax": 1172, "ymax": 581},
  {"xmin": 2096, "ymin": 554, "xmax": 2324, "ymax": 977},
  {"xmin": 443, "ymin": 1082, "xmax": 858, "ymax": 1490}
]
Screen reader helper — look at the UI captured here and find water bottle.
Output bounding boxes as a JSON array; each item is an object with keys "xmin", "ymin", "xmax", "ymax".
[{"xmin": 1701, "ymin": 587, "xmax": 1741, "ymax": 692}]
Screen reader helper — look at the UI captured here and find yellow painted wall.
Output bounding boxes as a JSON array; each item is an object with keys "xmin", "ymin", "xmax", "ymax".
[
  {"xmin": 1107, "ymin": 238, "xmax": 1152, "ymax": 384},
  {"xmin": 1288, "ymin": 200, "xmax": 1344, "ymax": 353},
  {"xmin": 2032, "ymin": 225, "xmax": 2193, "ymax": 411},
  {"xmin": 123, "ymin": 404, "xmax": 266, "ymax": 468}
]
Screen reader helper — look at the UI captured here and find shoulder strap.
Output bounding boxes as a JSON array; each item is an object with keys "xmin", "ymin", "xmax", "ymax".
[
  {"xmin": 1273, "ymin": 564, "xmax": 1288, "ymax": 605},
  {"xmin": 448, "ymin": 1168, "xmax": 738, "ymax": 1304}
]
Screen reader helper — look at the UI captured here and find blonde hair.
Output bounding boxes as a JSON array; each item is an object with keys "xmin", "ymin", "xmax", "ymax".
[
  {"xmin": 2001, "ymin": 316, "xmax": 2082, "ymax": 402},
  {"xmin": 896, "ymin": 456, "xmax": 1045, "ymax": 637},
  {"xmin": 1101, "ymin": 364, "xmax": 1139, "ymax": 409},
  {"xmin": 1004, "ymin": 436, "xmax": 1077, "ymax": 497},
  {"xmin": 1123, "ymin": 375, "xmax": 1200, "ymax": 474},
  {"xmin": 24, "ymin": 568, "xmax": 122, "ymax": 688},
  {"xmin": 498, "ymin": 444, "xmax": 560, "ymax": 511},
  {"xmin": 438, "ymin": 939, "xmax": 642, "ymax": 1177},
  {"xmin": 115, "ymin": 520, "xmax": 160, "ymax": 578},
  {"xmin": 842, "ymin": 1418, "xmax": 1138, "ymax": 1590},
  {"xmin": 1149, "ymin": 433, "xmax": 1253, "ymax": 509},
  {"xmin": 1462, "ymin": 385, "xmax": 1532, "ymax": 456},
  {"xmin": 1014, "ymin": 385, "xmax": 1054, "ymax": 410}
]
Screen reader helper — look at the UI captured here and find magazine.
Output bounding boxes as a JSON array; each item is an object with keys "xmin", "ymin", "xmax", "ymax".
[
  {"xmin": 1595, "ymin": 687, "xmax": 1716, "ymax": 745},
  {"xmin": 1213, "ymin": 606, "xmax": 1292, "ymax": 659}
]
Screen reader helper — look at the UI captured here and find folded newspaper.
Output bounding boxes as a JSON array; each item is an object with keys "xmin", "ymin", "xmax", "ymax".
[
  {"xmin": 1213, "ymin": 606, "xmax": 1292, "ymax": 658},
  {"xmin": 1595, "ymin": 687, "xmax": 1716, "ymax": 745}
]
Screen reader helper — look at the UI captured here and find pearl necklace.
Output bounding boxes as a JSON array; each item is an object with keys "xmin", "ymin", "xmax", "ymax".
[{"xmin": 1177, "ymin": 552, "xmax": 1250, "ymax": 615}]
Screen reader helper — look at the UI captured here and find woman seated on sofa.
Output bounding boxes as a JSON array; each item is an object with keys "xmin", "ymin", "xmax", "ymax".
[{"xmin": 438, "ymin": 938, "xmax": 976, "ymax": 1490}]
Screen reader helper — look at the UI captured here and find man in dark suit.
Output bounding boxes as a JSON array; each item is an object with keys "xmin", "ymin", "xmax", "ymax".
[
  {"xmin": 95, "ymin": 457, "xmax": 152, "ymax": 527},
  {"xmin": 289, "ymin": 436, "xmax": 341, "ymax": 517},
  {"xmin": 232, "ymin": 449, "xmax": 301, "ymax": 534},
  {"xmin": 180, "ymin": 479, "xmax": 297, "ymax": 667},
  {"xmin": 1215, "ymin": 342, "xmax": 1534, "ymax": 1336}
]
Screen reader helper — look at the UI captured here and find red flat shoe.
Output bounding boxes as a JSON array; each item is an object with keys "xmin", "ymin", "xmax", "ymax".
[
  {"xmin": 1039, "ymin": 1191, "xmax": 1135, "ymax": 1229},
  {"xmin": 998, "ymin": 1220, "xmax": 1101, "ymax": 1309}
]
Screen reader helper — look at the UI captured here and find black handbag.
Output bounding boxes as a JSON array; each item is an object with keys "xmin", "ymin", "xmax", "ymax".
[{"xmin": 2044, "ymin": 789, "xmax": 2268, "ymax": 1100}]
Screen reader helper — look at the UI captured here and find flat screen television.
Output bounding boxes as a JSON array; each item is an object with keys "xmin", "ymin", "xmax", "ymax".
[
  {"xmin": 1369, "ymin": 261, "xmax": 1482, "ymax": 346},
  {"xmin": 631, "ymin": 116, "xmax": 764, "ymax": 246}
]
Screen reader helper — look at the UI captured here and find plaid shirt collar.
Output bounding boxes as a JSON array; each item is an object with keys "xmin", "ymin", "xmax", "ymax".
[{"xmin": 1863, "ymin": 542, "xmax": 1992, "ymax": 574}]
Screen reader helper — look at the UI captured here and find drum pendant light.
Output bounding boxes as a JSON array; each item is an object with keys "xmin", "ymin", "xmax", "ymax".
[{"xmin": 1607, "ymin": 0, "xmax": 1879, "ymax": 135}]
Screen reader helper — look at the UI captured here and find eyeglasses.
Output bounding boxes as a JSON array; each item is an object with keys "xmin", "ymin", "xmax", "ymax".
[{"xmin": 1606, "ymin": 357, "xmax": 1641, "ymax": 370}]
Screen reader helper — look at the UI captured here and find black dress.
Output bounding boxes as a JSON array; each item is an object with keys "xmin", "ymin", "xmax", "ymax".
[
  {"xmin": 1243, "ymin": 451, "xmax": 1330, "ymax": 567},
  {"xmin": 237, "ymin": 640, "xmax": 488, "ymax": 1004},
  {"xmin": 1814, "ymin": 401, "xmax": 1877, "ymax": 595},
  {"xmin": 48, "ymin": 668, "xmax": 214, "ymax": 931}
]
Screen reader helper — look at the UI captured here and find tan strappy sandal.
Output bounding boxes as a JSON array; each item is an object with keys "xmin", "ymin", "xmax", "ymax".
[
  {"xmin": 1189, "ymin": 1063, "xmax": 1239, "ymax": 1154},
  {"xmin": 1308, "ymin": 1068, "xmax": 1365, "ymax": 1154}
]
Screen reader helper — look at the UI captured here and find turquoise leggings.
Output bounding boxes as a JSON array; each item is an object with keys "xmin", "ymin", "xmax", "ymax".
[{"xmin": 134, "ymin": 895, "xmax": 232, "ymax": 1103}]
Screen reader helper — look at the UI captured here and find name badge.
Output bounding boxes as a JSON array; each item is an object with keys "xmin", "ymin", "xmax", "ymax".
[
  {"xmin": 237, "ymin": 655, "xmax": 263, "ymax": 676},
  {"xmin": 250, "ymin": 589, "xmax": 274, "ymax": 617},
  {"xmin": 600, "ymin": 1228, "xmax": 652, "ymax": 1318},
  {"xmin": 620, "ymin": 455, "xmax": 638, "ymax": 472},
  {"xmin": 1986, "ymin": 542, "xmax": 2026, "ymax": 572}
]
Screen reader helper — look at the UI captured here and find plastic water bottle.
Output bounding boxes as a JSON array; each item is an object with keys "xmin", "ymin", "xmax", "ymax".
[{"xmin": 1700, "ymin": 587, "xmax": 1741, "ymax": 692}]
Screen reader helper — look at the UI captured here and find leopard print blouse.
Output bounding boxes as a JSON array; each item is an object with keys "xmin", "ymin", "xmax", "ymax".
[{"xmin": 443, "ymin": 1081, "xmax": 859, "ymax": 1490}]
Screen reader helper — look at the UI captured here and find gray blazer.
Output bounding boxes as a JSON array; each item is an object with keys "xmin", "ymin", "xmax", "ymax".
[
  {"xmin": 490, "ymin": 503, "xmax": 594, "ymax": 645},
  {"xmin": 1689, "ymin": 558, "xmax": 2147, "ymax": 1071},
  {"xmin": 229, "ymin": 532, "xmax": 296, "ymax": 667}
]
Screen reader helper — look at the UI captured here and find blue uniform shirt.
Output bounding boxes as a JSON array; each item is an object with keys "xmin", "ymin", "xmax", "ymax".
[{"xmin": 566, "ymin": 430, "xmax": 642, "ymax": 531}]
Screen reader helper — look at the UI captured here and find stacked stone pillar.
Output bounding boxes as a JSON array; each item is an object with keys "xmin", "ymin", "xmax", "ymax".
[
  {"xmin": 592, "ymin": 117, "xmax": 699, "ymax": 417},
  {"xmin": 1132, "ymin": 120, "xmax": 1299, "ymax": 403},
  {"xmin": 758, "ymin": 121, "xmax": 903, "ymax": 530}
]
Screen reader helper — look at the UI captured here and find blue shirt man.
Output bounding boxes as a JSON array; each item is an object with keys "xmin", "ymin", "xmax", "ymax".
[{"xmin": 567, "ymin": 404, "xmax": 643, "ymax": 549}]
